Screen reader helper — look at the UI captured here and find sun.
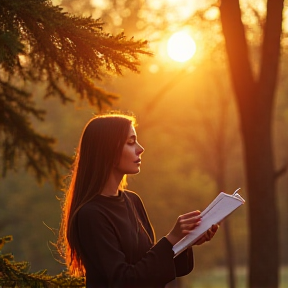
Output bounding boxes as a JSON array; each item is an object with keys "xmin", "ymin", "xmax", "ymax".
[{"xmin": 167, "ymin": 31, "xmax": 196, "ymax": 62}]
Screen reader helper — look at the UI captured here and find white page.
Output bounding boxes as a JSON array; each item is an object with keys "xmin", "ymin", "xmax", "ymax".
[{"xmin": 173, "ymin": 192, "xmax": 245, "ymax": 257}]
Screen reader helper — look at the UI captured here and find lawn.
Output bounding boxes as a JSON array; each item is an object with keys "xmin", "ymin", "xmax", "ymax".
[{"xmin": 186, "ymin": 266, "xmax": 288, "ymax": 288}]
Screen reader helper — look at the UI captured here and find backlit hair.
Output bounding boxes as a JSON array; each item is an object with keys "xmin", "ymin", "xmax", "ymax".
[{"xmin": 58, "ymin": 112, "xmax": 136, "ymax": 276}]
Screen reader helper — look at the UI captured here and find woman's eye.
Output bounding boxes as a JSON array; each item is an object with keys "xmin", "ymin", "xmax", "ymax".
[{"xmin": 127, "ymin": 141, "xmax": 135, "ymax": 145}]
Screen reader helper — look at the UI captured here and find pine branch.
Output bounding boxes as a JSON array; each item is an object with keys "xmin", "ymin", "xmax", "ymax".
[
  {"xmin": 0, "ymin": 0, "xmax": 151, "ymax": 184},
  {"xmin": 0, "ymin": 236, "xmax": 85, "ymax": 288},
  {"xmin": 0, "ymin": 0, "xmax": 152, "ymax": 103},
  {"xmin": 0, "ymin": 80, "xmax": 72, "ymax": 186}
]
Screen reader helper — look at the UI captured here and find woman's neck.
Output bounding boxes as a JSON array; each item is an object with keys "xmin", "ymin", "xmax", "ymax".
[{"xmin": 101, "ymin": 172, "xmax": 123, "ymax": 197}]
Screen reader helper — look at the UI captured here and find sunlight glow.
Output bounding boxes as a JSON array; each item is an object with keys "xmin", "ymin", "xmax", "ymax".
[
  {"xmin": 167, "ymin": 31, "xmax": 196, "ymax": 62},
  {"xmin": 90, "ymin": 0, "xmax": 110, "ymax": 10},
  {"xmin": 149, "ymin": 64, "xmax": 159, "ymax": 74},
  {"xmin": 146, "ymin": 0, "xmax": 203, "ymax": 21}
]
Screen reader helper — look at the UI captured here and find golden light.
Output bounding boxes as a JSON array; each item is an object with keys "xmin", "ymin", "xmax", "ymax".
[{"xmin": 167, "ymin": 31, "xmax": 196, "ymax": 63}]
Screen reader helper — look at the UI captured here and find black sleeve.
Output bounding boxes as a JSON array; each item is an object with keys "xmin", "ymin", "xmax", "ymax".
[
  {"xmin": 173, "ymin": 247, "xmax": 194, "ymax": 277},
  {"xmin": 77, "ymin": 206, "xmax": 177, "ymax": 287},
  {"xmin": 128, "ymin": 192, "xmax": 194, "ymax": 278}
]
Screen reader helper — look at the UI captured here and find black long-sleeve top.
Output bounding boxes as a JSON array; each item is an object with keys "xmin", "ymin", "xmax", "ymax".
[{"xmin": 77, "ymin": 190, "xmax": 194, "ymax": 288}]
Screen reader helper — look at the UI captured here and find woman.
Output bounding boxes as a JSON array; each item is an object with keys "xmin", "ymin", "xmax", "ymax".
[{"xmin": 58, "ymin": 112, "xmax": 218, "ymax": 288}]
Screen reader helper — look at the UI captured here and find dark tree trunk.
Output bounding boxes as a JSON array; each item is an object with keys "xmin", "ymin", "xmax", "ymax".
[
  {"xmin": 223, "ymin": 220, "xmax": 236, "ymax": 288},
  {"xmin": 214, "ymin": 83, "xmax": 236, "ymax": 288},
  {"xmin": 216, "ymin": 174, "xmax": 236, "ymax": 288},
  {"xmin": 219, "ymin": 0, "xmax": 284, "ymax": 287}
]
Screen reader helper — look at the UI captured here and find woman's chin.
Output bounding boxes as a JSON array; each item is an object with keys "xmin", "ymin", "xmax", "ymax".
[{"xmin": 128, "ymin": 168, "xmax": 141, "ymax": 175}]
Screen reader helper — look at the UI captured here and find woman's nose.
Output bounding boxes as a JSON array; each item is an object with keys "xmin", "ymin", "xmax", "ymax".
[{"xmin": 137, "ymin": 143, "xmax": 144, "ymax": 154}]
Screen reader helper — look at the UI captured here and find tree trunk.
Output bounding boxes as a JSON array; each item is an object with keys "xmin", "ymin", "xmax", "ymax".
[
  {"xmin": 216, "ymin": 175, "xmax": 236, "ymax": 288},
  {"xmin": 214, "ymin": 81, "xmax": 236, "ymax": 288},
  {"xmin": 223, "ymin": 220, "xmax": 236, "ymax": 288},
  {"xmin": 219, "ymin": 0, "xmax": 284, "ymax": 287}
]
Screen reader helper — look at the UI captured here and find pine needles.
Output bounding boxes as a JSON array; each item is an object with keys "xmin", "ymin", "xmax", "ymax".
[
  {"xmin": 0, "ymin": 236, "xmax": 85, "ymax": 287},
  {"xmin": 0, "ymin": 0, "xmax": 152, "ymax": 185}
]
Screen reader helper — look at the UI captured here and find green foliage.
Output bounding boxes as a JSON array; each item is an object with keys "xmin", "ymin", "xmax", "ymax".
[
  {"xmin": 0, "ymin": 236, "xmax": 85, "ymax": 288},
  {"xmin": 0, "ymin": 0, "xmax": 151, "ymax": 185}
]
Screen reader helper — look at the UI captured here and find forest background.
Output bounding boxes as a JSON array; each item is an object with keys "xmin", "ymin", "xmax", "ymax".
[{"xmin": 0, "ymin": 0, "xmax": 288, "ymax": 287}]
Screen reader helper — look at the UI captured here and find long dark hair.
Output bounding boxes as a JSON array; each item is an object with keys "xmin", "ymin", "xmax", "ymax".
[{"xmin": 58, "ymin": 112, "xmax": 136, "ymax": 276}]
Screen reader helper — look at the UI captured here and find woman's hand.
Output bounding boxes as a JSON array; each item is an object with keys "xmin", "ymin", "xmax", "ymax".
[
  {"xmin": 193, "ymin": 224, "xmax": 219, "ymax": 246},
  {"xmin": 166, "ymin": 210, "xmax": 202, "ymax": 245}
]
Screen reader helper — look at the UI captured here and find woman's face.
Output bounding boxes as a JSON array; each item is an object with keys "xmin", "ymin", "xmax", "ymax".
[{"xmin": 115, "ymin": 124, "xmax": 144, "ymax": 176}]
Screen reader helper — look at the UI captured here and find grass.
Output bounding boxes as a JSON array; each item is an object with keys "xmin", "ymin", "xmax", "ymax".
[{"xmin": 184, "ymin": 266, "xmax": 288, "ymax": 288}]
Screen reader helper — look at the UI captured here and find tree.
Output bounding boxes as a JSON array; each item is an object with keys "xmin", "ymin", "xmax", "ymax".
[
  {"xmin": 140, "ymin": 63, "xmax": 243, "ymax": 288},
  {"xmin": 0, "ymin": 0, "xmax": 151, "ymax": 186},
  {"xmin": 219, "ymin": 0, "xmax": 286, "ymax": 287},
  {"xmin": 0, "ymin": 236, "xmax": 85, "ymax": 287}
]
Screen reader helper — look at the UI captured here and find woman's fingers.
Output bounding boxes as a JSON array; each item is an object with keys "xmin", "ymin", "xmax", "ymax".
[
  {"xmin": 208, "ymin": 224, "xmax": 219, "ymax": 239},
  {"xmin": 194, "ymin": 224, "xmax": 220, "ymax": 245},
  {"xmin": 167, "ymin": 213, "xmax": 220, "ymax": 246},
  {"xmin": 166, "ymin": 210, "xmax": 202, "ymax": 245},
  {"xmin": 178, "ymin": 211, "xmax": 202, "ymax": 233},
  {"xmin": 179, "ymin": 210, "xmax": 201, "ymax": 220},
  {"xmin": 204, "ymin": 225, "xmax": 218, "ymax": 241}
]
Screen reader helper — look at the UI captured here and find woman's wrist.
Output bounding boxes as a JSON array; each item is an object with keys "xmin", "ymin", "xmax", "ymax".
[{"xmin": 165, "ymin": 233, "xmax": 178, "ymax": 246}]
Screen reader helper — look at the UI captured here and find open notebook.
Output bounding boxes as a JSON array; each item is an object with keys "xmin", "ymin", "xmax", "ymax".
[{"xmin": 173, "ymin": 188, "xmax": 245, "ymax": 257}]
